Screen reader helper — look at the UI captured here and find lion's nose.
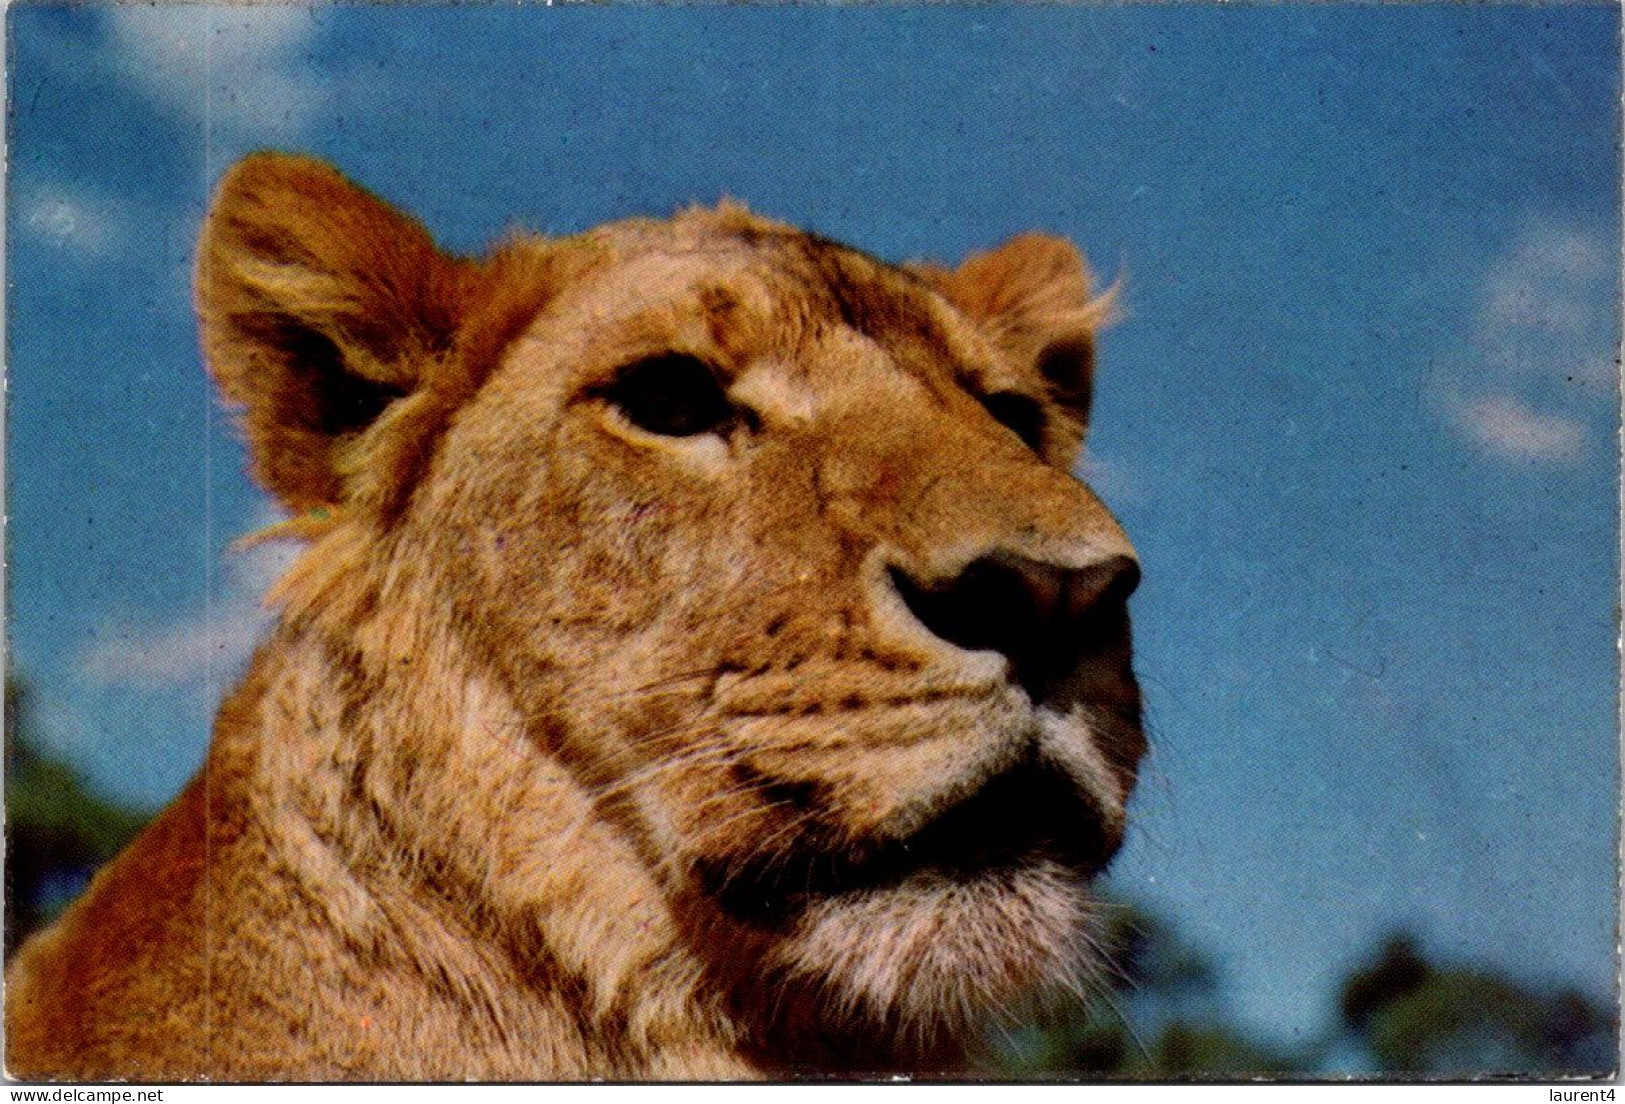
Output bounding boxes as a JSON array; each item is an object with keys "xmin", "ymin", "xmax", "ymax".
[{"xmin": 887, "ymin": 551, "xmax": 1139, "ymax": 699}]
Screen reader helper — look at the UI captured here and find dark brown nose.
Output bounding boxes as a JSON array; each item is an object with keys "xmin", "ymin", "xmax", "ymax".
[{"xmin": 888, "ymin": 551, "xmax": 1139, "ymax": 700}]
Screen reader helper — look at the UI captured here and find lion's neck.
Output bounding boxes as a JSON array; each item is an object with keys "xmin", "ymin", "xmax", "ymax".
[{"xmin": 218, "ymin": 621, "xmax": 754, "ymax": 1079}]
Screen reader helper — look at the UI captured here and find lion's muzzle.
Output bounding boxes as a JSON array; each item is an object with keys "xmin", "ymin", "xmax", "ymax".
[{"xmin": 886, "ymin": 549, "xmax": 1139, "ymax": 704}]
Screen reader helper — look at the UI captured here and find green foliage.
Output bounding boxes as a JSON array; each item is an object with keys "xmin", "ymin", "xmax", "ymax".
[
  {"xmin": 5, "ymin": 675, "xmax": 149, "ymax": 954},
  {"xmin": 8, "ymin": 743, "xmax": 148, "ymax": 859},
  {"xmin": 991, "ymin": 897, "xmax": 1294, "ymax": 1077},
  {"xmin": 994, "ymin": 907, "xmax": 1615, "ymax": 1078},
  {"xmin": 1341, "ymin": 934, "xmax": 1431, "ymax": 1032},
  {"xmin": 1340, "ymin": 935, "xmax": 1615, "ymax": 1075},
  {"xmin": 1139, "ymin": 1020, "xmax": 1291, "ymax": 1076}
]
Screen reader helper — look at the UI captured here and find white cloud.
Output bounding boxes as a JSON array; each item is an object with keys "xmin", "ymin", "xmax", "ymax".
[
  {"xmin": 22, "ymin": 692, "xmax": 102, "ymax": 766},
  {"xmin": 1477, "ymin": 220, "xmax": 1616, "ymax": 391},
  {"xmin": 1454, "ymin": 394, "xmax": 1588, "ymax": 464},
  {"xmin": 104, "ymin": 6, "xmax": 325, "ymax": 136},
  {"xmin": 1079, "ymin": 452, "xmax": 1137, "ymax": 504},
  {"xmin": 1440, "ymin": 218, "xmax": 1617, "ymax": 463},
  {"xmin": 80, "ymin": 508, "xmax": 301, "ymax": 691},
  {"xmin": 19, "ymin": 187, "xmax": 125, "ymax": 256}
]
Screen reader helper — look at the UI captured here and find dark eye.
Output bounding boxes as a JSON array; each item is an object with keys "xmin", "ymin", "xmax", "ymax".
[
  {"xmin": 603, "ymin": 354, "xmax": 736, "ymax": 437},
  {"xmin": 980, "ymin": 391, "xmax": 1047, "ymax": 453}
]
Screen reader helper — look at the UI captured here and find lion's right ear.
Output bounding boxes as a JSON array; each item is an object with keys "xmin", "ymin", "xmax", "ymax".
[{"xmin": 197, "ymin": 153, "xmax": 475, "ymax": 513}]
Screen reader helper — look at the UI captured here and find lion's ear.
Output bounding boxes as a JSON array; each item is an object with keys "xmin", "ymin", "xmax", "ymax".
[
  {"xmin": 922, "ymin": 233, "xmax": 1115, "ymax": 428},
  {"xmin": 196, "ymin": 152, "xmax": 474, "ymax": 512}
]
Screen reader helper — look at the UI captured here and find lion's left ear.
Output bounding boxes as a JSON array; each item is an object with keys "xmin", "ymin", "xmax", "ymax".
[{"xmin": 917, "ymin": 233, "xmax": 1114, "ymax": 428}]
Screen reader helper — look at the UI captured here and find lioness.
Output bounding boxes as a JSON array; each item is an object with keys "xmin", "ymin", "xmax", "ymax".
[{"xmin": 6, "ymin": 153, "xmax": 1143, "ymax": 1080}]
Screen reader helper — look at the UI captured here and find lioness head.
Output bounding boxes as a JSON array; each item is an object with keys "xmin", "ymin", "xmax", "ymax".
[{"xmin": 199, "ymin": 154, "xmax": 1142, "ymax": 1068}]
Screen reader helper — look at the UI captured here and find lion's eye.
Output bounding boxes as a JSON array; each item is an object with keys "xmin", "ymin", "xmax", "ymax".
[
  {"xmin": 980, "ymin": 392, "xmax": 1046, "ymax": 453},
  {"xmin": 604, "ymin": 354, "xmax": 736, "ymax": 438}
]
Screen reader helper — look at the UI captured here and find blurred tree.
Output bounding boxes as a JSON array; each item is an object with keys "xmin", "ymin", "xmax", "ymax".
[
  {"xmin": 5, "ymin": 674, "xmax": 148, "ymax": 956},
  {"xmin": 994, "ymin": 914, "xmax": 1616, "ymax": 1078},
  {"xmin": 1337, "ymin": 933, "xmax": 1616, "ymax": 1076},
  {"xmin": 1139, "ymin": 1020, "xmax": 1287, "ymax": 1075},
  {"xmin": 991, "ymin": 897, "xmax": 1290, "ymax": 1077},
  {"xmin": 1341, "ymin": 934, "xmax": 1431, "ymax": 1032}
]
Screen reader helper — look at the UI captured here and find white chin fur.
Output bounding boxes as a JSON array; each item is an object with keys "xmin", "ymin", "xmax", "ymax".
[{"xmin": 768, "ymin": 858, "xmax": 1100, "ymax": 1048}]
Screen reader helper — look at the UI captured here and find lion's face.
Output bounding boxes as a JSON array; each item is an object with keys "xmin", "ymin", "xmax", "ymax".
[
  {"xmin": 419, "ymin": 220, "xmax": 1143, "ymax": 1046},
  {"xmin": 198, "ymin": 156, "xmax": 1142, "ymax": 1060}
]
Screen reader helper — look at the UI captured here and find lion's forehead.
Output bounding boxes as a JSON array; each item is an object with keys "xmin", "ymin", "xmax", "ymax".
[{"xmin": 537, "ymin": 218, "xmax": 1004, "ymax": 394}]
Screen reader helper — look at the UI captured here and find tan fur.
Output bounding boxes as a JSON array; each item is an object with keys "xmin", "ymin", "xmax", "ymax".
[{"xmin": 6, "ymin": 154, "xmax": 1145, "ymax": 1080}]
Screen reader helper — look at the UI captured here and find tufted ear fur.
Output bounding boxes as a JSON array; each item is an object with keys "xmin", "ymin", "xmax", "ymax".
[
  {"xmin": 917, "ymin": 234, "xmax": 1115, "ymax": 430},
  {"xmin": 196, "ymin": 153, "xmax": 478, "ymax": 513}
]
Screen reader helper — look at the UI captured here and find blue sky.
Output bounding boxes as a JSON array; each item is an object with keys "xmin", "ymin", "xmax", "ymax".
[{"xmin": 7, "ymin": 5, "xmax": 1619, "ymax": 1052}]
